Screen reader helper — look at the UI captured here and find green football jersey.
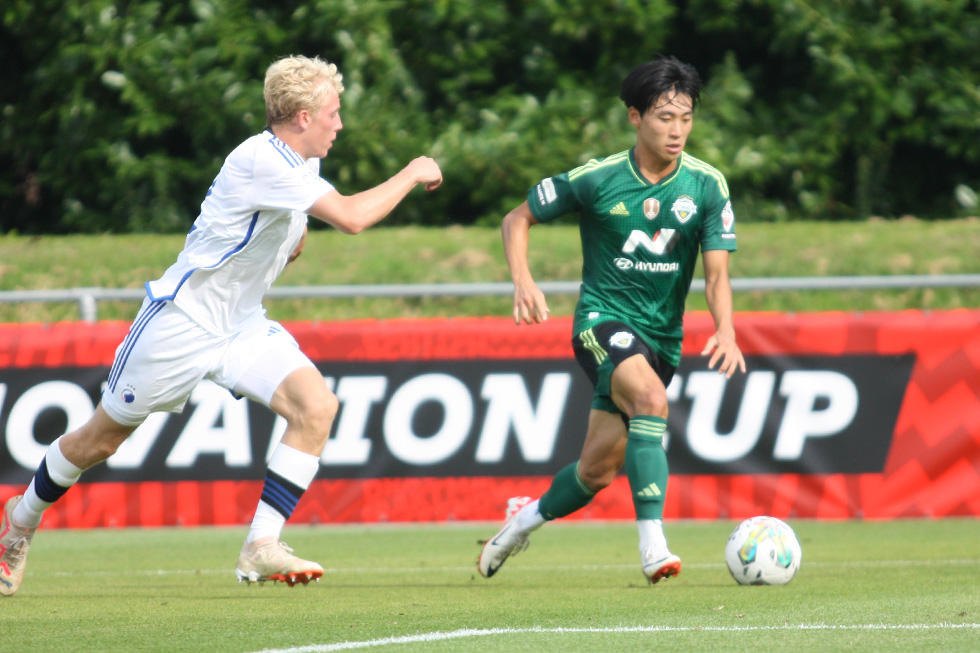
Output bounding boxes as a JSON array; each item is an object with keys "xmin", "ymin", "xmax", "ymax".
[{"xmin": 527, "ymin": 148, "xmax": 737, "ymax": 366}]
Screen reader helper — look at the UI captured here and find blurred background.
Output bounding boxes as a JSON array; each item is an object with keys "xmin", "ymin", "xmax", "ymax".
[{"xmin": 2, "ymin": 0, "xmax": 979, "ymax": 235}]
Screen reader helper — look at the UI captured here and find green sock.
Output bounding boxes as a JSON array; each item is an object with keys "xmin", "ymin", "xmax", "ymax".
[
  {"xmin": 625, "ymin": 415, "xmax": 668, "ymax": 521},
  {"xmin": 538, "ymin": 462, "xmax": 596, "ymax": 520}
]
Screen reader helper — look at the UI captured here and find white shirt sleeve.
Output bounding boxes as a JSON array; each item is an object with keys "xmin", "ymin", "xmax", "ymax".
[{"xmin": 252, "ymin": 152, "xmax": 334, "ymax": 214}]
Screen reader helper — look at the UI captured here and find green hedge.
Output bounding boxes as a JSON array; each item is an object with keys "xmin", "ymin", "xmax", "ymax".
[{"xmin": 2, "ymin": 0, "xmax": 979, "ymax": 233}]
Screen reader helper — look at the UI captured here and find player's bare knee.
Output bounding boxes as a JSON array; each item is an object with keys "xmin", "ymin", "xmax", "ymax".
[
  {"xmin": 296, "ymin": 391, "xmax": 338, "ymax": 439},
  {"xmin": 94, "ymin": 442, "xmax": 120, "ymax": 461},
  {"xmin": 90, "ymin": 431, "xmax": 130, "ymax": 462},
  {"xmin": 63, "ymin": 419, "xmax": 130, "ymax": 465},
  {"xmin": 577, "ymin": 461, "xmax": 616, "ymax": 492},
  {"xmin": 626, "ymin": 389, "xmax": 668, "ymax": 419}
]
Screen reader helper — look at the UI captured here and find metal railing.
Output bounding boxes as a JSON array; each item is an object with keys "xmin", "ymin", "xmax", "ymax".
[{"xmin": 0, "ymin": 274, "xmax": 978, "ymax": 322}]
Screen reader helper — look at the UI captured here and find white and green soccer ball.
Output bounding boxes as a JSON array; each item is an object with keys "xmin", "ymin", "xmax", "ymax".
[{"xmin": 725, "ymin": 516, "xmax": 802, "ymax": 586}]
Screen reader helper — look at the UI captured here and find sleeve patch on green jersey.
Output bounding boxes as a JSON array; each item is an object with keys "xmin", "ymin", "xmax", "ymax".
[
  {"xmin": 541, "ymin": 178, "xmax": 557, "ymax": 203},
  {"xmin": 722, "ymin": 200, "xmax": 735, "ymax": 232}
]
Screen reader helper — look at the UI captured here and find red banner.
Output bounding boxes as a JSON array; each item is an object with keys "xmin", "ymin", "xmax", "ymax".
[{"xmin": 1, "ymin": 309, "xmax": 978, "ymax": 526}]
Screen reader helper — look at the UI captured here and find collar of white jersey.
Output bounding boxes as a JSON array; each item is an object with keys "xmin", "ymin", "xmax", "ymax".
[{"xmin": 264, "ymin": 126, "xmax": 307, "ymax": 167}]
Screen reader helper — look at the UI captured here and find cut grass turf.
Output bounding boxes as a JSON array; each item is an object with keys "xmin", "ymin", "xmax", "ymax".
[{"xmin": 4, "ymin": 519, "xmax": 979, "ymax": 652}]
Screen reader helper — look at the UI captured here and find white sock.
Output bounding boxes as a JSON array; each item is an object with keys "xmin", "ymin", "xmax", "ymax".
[
  {"xmin": 247, "ymin": 443, "xmax": 319, "ymax": 543},
  {"xmin": 14, "ymin": 437, "xmax": 84, "ymax": 528},
  {"xmin": 637, "ymin": 519, "xmax": 668, "ymax": 554},
  {"xmin": 516, "ymin": 499, "xmax": 547, "ymax": 533},
  {"xmin": 247, "ymin": 502, "xmax": 286, "ymax": 544}
]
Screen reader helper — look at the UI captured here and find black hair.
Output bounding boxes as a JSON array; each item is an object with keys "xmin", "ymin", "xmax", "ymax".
[{"xmin": 620, "ymin": 56, "xmax": 703, "ymax": 115}]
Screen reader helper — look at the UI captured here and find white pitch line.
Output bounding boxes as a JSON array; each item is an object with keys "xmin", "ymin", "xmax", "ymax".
[{"xmin": 250, "ymin": 623, "xmax": 980, "ymax": 653}]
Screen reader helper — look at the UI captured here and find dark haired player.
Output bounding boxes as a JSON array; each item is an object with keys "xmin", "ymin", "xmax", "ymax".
[{"xmin": 478, "ymin": 56, "xmax": 745, "ymax": 584}]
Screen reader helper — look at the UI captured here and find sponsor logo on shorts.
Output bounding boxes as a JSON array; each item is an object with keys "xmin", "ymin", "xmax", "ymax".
[
  {"xmin": 609, "ymin": 331, "xmax": 635, "ymax": 349},
  {"xmin": 122, "ymin": 385, "xmax": 137, "ymax": 404}
]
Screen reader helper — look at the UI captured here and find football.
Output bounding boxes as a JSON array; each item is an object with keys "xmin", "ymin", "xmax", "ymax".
[{"xmin": 725, "ymin": 516, "xmax": 802, "ymax": 586}]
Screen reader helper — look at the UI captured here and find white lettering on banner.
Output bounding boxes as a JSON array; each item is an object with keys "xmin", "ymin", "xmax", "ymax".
[
  {"xmin": 774, "ymin": 371, "xmax": 858, "ymax": 459},
  {"xmin": 383, "ymin": 373, "xmax": 473, "ymax": 465},
  {"xmin": 476, "ymin": 373, "xmax": 571, "ymax": 462},
  {"xmin": 166, "ymin": 382, "xmax": 252, "ymax": 467},
  {"xmin": 321, "ymin": 376, "xmax": 387, "ymax": 465},
  {"xmin": 685, "ymin": 371, "xmax": 777, "ymax": 462},
  {"xmin": 0, "ymin": 367, "xmax": 864, "ymax": 472},
  {"xmin": 5, "ymin": 381, "xmax": 94, "ymax": 468}
]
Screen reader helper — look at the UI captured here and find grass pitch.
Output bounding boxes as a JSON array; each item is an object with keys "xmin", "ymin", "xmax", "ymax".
[{"xmin": 3, "ymin": 519, "xmax": 978, "ymax": 652}]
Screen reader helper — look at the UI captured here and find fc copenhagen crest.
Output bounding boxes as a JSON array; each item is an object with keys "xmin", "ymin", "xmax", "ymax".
[
  {"xmin": 643, "ymin": 198, "xmax": 660, "ymax": 220},
  {"xmin": 670, "ymin": 195, "xmax": 698, "ymax": 223}
]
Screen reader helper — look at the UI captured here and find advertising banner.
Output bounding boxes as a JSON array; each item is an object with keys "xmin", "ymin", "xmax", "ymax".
[{"xmin": 1, "ymin": 310, "xmax": 978, "ymax": 527}]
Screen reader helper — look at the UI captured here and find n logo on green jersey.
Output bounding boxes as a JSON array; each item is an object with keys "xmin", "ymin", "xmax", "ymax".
[{"xmin": 622, "ymin": 229, "xmax": 678, "ymax": 255}]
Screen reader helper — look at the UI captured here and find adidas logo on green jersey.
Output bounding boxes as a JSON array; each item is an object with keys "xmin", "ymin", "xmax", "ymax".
[{"xmin": 609, "ymin": 202, "xmax": 630, "ymax": 216}]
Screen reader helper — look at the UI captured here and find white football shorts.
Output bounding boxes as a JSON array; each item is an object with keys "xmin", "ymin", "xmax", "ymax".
[{"xmin": 101, "ymin": 298, "xmax": 315, "ymax": 426}]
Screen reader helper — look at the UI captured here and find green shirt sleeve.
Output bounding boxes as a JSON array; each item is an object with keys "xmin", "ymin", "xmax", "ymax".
[
  {"xmin": 698, "ymin": 179, "xmax": 737, "ymax": 252},
  {"xmin": 527, "ymin": 172, "xmax": 584, "ymax": 223}
]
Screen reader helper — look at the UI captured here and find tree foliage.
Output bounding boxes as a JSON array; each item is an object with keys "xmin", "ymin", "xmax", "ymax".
[{"xmin": 1, "ymin": 0, "xmax": 978, "ymax": 233}]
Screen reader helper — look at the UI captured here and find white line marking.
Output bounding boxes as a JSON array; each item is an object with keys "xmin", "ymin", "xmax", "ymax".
[{"xmin": 249, "ymin": 623, "xmax": 980, "ymax": 653}]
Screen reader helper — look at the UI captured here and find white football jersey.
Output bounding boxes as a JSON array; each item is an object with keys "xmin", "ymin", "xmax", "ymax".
[{"xmin": 146, "ymin": 130, "xmax": 333, "ymax": 335}]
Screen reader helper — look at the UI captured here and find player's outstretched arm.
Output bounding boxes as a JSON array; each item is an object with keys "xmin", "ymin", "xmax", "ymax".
[
  {"xmin": 701, "ymin": 249, "xmax": 746, "ymax": 378},
  {"xmin": 307, "ymin": 156, "xmax": 442, "ymax": 234},
  {"xmin": 502, "ymin": 201, "xmax": 549, "ymax": 325}
]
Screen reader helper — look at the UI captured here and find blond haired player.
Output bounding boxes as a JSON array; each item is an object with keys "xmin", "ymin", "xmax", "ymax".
[{"xmin": 0, "ymin": 55, "xmax": 442, "ymax": 596}]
